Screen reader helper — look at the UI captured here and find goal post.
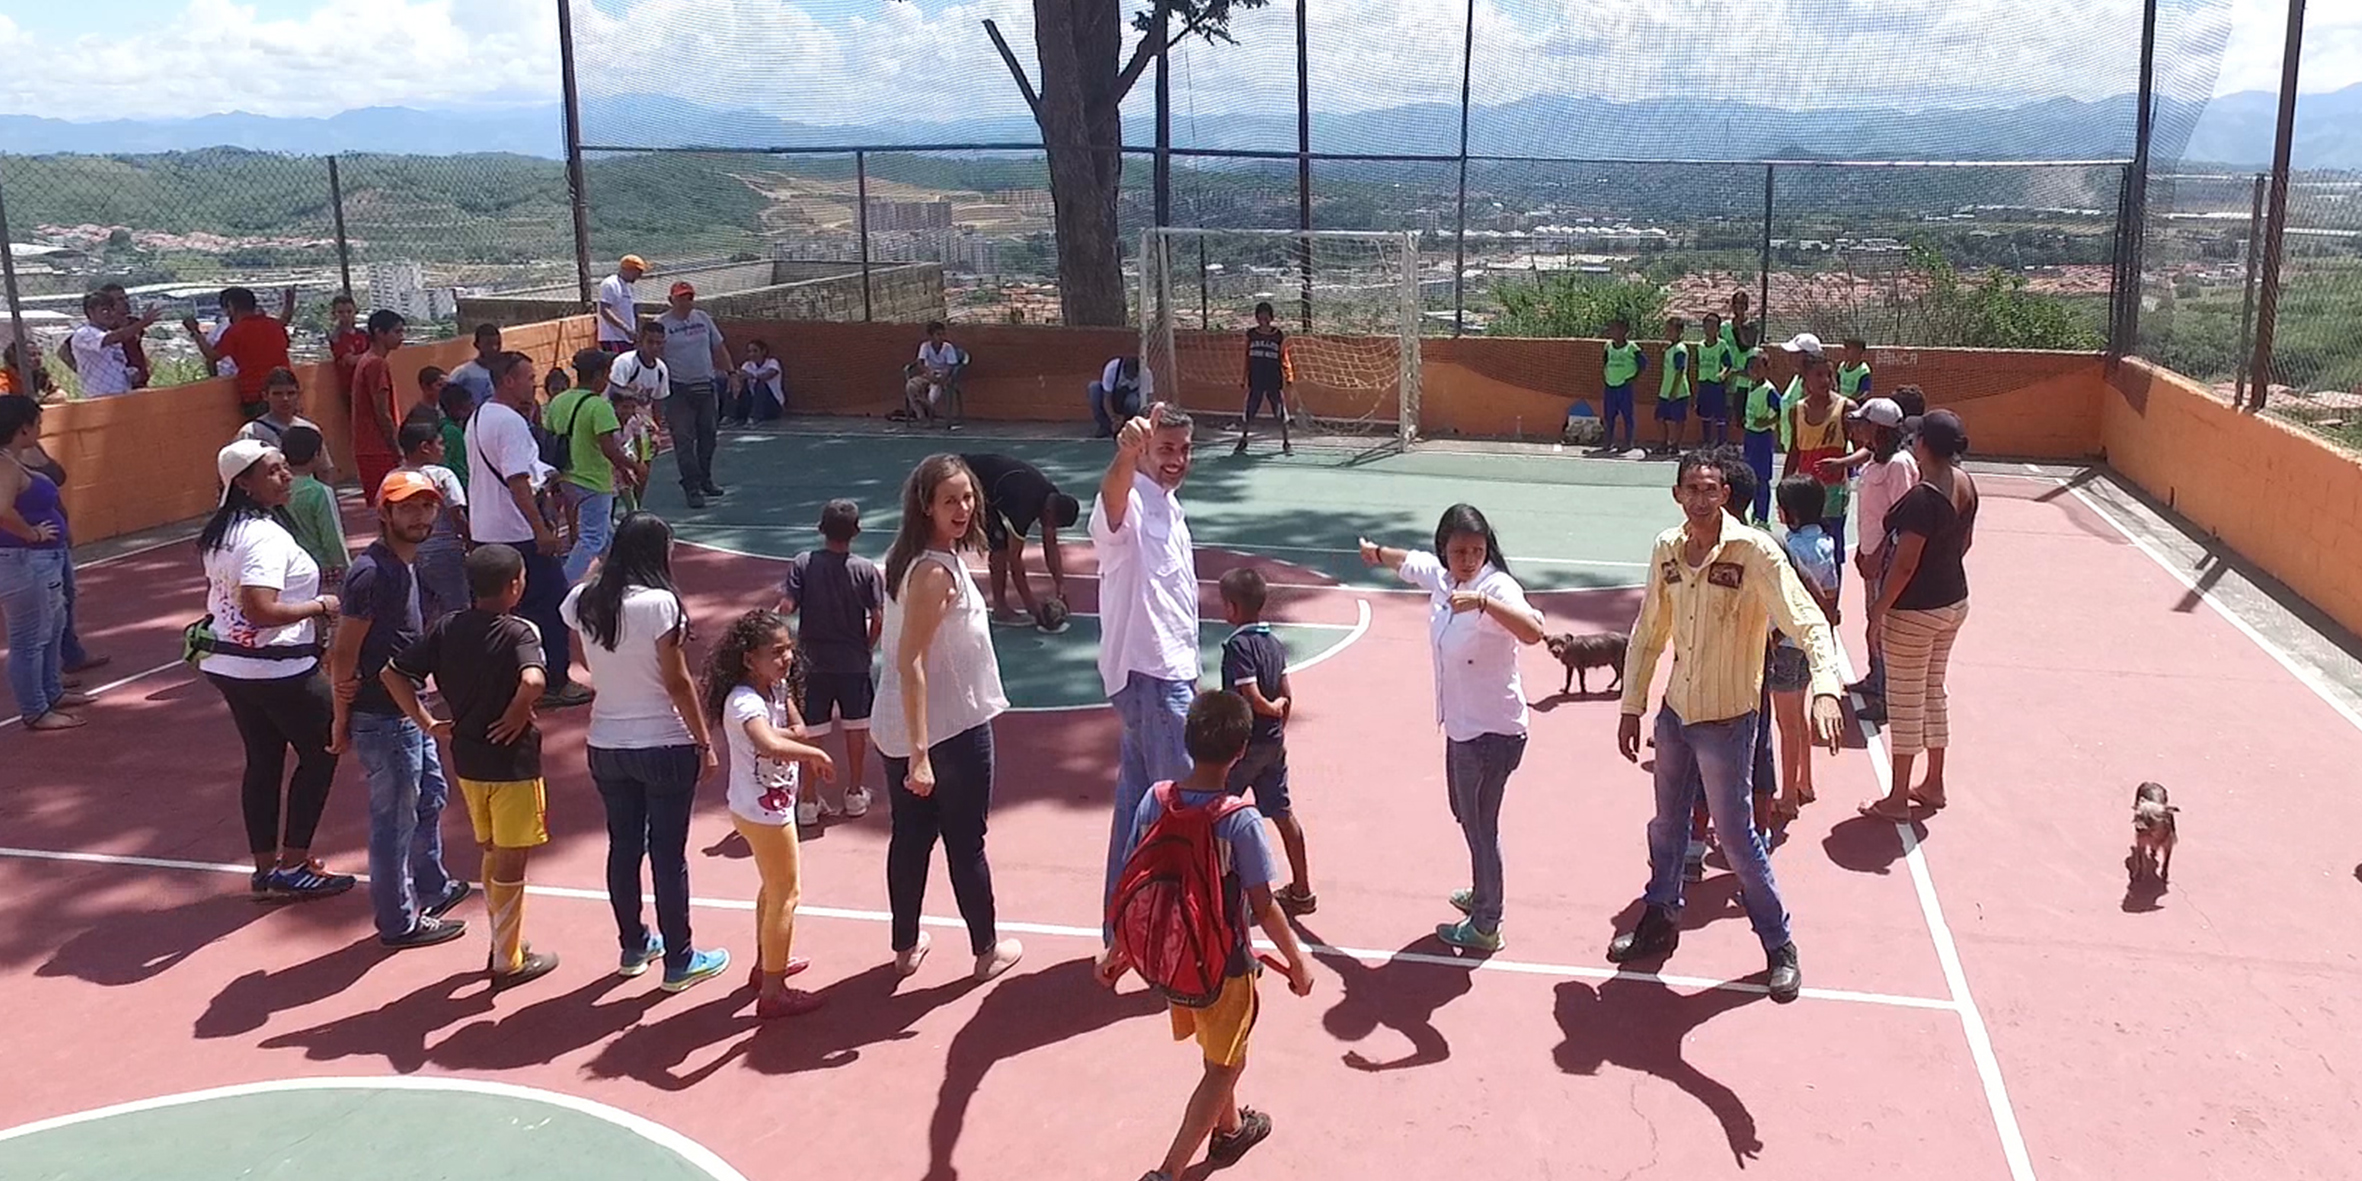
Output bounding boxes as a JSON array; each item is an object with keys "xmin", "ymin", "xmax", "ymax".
[{"xmin": 1138, "ymin": 227, "xmax": 1422, "ymax": 446}]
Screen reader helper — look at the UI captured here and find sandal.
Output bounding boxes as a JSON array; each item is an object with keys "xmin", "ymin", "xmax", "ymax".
[
  {"xmin": 1908, "ymin": 786, "xmax": 1948, "ymax": 810},
  {"xmin": 1796, "ymin": 783, "xmax": 1817, "ymax": 805},
  {"xmin": 1857, "ymin": 797, "xmax": 1915, "ymax": 823}
]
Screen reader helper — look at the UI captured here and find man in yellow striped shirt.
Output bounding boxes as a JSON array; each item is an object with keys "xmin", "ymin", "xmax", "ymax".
[{"xmin": 1609, "ymin": 450, "xmax": 1845, "ymax": 1003}]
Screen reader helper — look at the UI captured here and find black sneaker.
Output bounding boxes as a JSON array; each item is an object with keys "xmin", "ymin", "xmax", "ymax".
[
  {"xmin": 423, "ymin": 880, "xmax": 473, "ymax": 919},
  {"xmin": 382, "ymin": 915, "xmax": 469, "ymax": 950},
  {"xmin": 1606, "ymin": 905, "xmax": 1681, "ymax": 964},
  {"xmin": 1207, "ymin": 1108, "xmax": 1272, "ymax": 1168},
  {"xmin": 490, "ymin": 948, "xmax": 561, "ymax": 993},
  {"xmin": 539, "ymin": 683, "xmax": 595, "ymax": 709},
  {"xmin": 1854, "ymin": 700, "xmax": 1886, "ymax": 724},
  {"xmin": 686, "ymin": 492, "xmax": 708, "ymax": 510},
  {"xmin": 1767, "ymin": 942, "xmax": 1802, "ymax": 1003},
  {"xmin": 701, "ymin": 484, "xmax": 728, "ymax": 498}
]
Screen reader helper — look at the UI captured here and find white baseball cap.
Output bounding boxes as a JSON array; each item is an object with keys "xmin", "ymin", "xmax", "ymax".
[
  {"xmin": 216, "ymin": 438, "xmax": 279, "ymax": 504},
  {"xmin": 1849, "ymin": 396, "xmax": 1905, "ymax": 428},
  {"xmin": 1777, "ymin": 332, "xmax": 1825, "ymax": 356}
]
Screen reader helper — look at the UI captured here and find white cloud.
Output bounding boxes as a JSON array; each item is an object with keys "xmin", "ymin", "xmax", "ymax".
[{"xmin": 0, "ymin": 0, "xmax": 2357, "ymax": 127}]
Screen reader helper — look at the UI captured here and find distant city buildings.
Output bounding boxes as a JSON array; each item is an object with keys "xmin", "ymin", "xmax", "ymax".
[{"xmin": 365, "ymin": 261, "xmax": 457, "ymax": 322}]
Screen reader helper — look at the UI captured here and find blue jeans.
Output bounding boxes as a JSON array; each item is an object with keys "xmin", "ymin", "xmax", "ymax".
[
  {"xmin": 589, "ymin": 744, "xmax": 702, "ymax": 974},
  {"xmin": 1089, "ymin": 381, "xmax": 1143, "ymax": 437},
  {"xmin": 60, "ymin": 554, "xmax": 89, "ymax": 670},
  {"xmin": 1644, "ymin": 706, "xmax": 1791, "ymax": 951},
  {"xmin": 1743, "ymin": 430, "xmax": 1777, "ymax": 523},
  {"xmin": 351, "ymin": 711, "xmax": 456, "ymax": 939},
  {"xmin": 1103, "ymin": 671, "xmax": 1195, "ymax": 931},
  {"xmin": 518, "ymin": 549, "xmax": 574, "ymax": 691},
  {"xmin": 0, "ymin": 547, "xmax": 68, "ymax": 723},
  {"xmin": 561, "ymin": 486, "xmax": 616, "ymax": 583},
  {"xmin": 1446, "ymin": 731, "xmax": 1528, "ymax": 934}
]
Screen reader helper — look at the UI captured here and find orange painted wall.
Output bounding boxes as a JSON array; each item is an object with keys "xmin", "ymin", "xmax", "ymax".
[
  {"xmin": 2103, "ymin": 358, "xmax": 2362, "ymax": 638},
  {"xmin": 36, "ymin": 316, "xmax": 596, "ymax": 543}
]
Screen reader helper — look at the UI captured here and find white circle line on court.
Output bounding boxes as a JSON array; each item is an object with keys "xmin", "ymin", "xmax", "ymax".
[
  {"xmin": 0, "ymin": 842, "xmax": 1954, "ymax": 1013},
  {"xmin": 0, "ymin": 1075, "xmax": 748, "ymax": 1181}
]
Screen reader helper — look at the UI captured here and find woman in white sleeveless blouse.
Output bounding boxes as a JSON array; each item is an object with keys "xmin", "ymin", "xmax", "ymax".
[{"xmin": 872, "ymin": 454, "xmax": 1022, "ymax": 982}]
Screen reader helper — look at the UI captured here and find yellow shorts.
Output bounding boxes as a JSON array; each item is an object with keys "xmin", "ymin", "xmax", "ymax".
[
  {"xmin": 457, "ymin": 778, "xmax": 549, "ymax": 849},
  {"xmin": 1168, "ymin": 970, "xmax": 1259, "ymax": 1068}
]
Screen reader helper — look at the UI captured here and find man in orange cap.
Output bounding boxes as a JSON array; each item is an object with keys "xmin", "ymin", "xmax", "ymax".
[
  {"xmin": 328, "ymin": 469, "xmax": 471, "ymax": 951},
  {"xmin": 598, "ymin": 255, "xmax": 648, "ymax": 354},
  {"xmin": 655, "ymin": 279, "xmax": 737, "ymax": 507}
]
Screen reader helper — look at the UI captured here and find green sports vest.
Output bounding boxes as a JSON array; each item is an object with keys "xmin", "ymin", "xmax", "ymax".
[
  {"xmin": 1696, "ymin": 338, "xmax": 1732, "ymax": 385},
  {"xmin": 1603, "ymin": 341, "xmax": 1643, "ymax": 388},
  {"xmin": 1659, "ymin": 341, "xmax": 1692, "ymax": 402},
  {"xmin": 1838, "ymin": 362, "xmax": 1871, "ymax": 399},
  {"xmin": 1743, "ymin": 354, "xmax": 1781, "ymax": 433}
]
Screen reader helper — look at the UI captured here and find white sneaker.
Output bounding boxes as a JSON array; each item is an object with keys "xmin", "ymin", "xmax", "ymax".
[
  {"xmin": 843, "ymin": 787, "xmax": 871, "ymax": 818},
  {"xmin": 974, "ymin": 937, "xmax": 1023, "ymax": 983},
  {"xmin": 895, "ymin": 929, "xmax": 932, "ymax": 978},
  {"xmin": 796, "ymin": 798, "xmax": 822, "ymax": 827}
]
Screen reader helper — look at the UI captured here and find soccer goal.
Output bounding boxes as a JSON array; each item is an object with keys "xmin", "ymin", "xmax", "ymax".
[{"xmin": 1138, "ymin": 227, "xmax": 1422, "ymax": 446}]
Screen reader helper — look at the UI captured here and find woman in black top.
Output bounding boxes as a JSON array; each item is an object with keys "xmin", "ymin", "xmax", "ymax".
[{"xmin": 1860, "ymin": 410, "xmax": 1978, "ymax": 822}]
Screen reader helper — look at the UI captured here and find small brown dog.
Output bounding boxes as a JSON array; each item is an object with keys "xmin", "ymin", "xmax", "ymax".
[
  {"xmin": 2130, "ymin": 781, "xmax": 2179, "ymax": 885},
  {"xmin": 1545, "ymin": 631, "xmax": 1628, "ymax": 696}
]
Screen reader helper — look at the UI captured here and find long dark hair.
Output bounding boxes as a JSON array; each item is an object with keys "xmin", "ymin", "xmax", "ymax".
[
  {"xmin": 883, "ymin": 453, "xmax": 985, "ymax": 599},
  {"xmin": 199, "ymin": 462, "xmax": 289, "ymax": 554},
  {"xmin": 575, "ymin": 512, "xmax": 681, "ymax": 652},
  {"xmin": 1433, "ymin": 503, "xmax": 1512, "ymax": 577},
  {"xmin": 701, "ymin": 608, "xmax": 799, "ymax": 724}
]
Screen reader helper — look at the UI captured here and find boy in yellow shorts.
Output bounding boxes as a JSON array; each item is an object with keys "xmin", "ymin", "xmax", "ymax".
[
  {"xmin": 1101, "ymin": 690, "xmax": 1315, "ymax": 1181},
  {"xmin": 384, "ymin": 543, "xmax": 560, "ymax": 992}
]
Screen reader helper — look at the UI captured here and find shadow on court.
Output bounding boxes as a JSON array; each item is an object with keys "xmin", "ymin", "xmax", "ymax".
[{"xmin": 1553, "ymin": 974, "xmax": 1765, "ymax": 1166}]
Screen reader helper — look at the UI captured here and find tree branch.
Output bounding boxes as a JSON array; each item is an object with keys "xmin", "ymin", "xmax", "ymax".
[
  {"xmin": 1115, "ymin": 4, "xmax": 1208, "ymax": 105},
  {"xmin": 982, "ymin": 18, "xmax": 1043, "ymax": 120}
]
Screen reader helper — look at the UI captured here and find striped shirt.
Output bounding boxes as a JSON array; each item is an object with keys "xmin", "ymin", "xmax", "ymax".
[{"xmin": 1620, "ymin": 521, "xmax": 1843, "ymax": 722}]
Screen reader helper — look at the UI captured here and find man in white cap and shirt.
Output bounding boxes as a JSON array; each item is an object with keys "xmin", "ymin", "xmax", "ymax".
[{"xmin": 597, "ymin": 256, "xmax": 647, "ymax": 354}]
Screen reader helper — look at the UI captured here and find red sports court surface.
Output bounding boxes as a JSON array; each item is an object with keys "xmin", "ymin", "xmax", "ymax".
[{"xmin": 2, "ymin": 453, "xmax": 2357, "ymax": 1181}]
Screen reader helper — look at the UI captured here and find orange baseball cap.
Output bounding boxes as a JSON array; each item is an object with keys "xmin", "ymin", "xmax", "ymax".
[
  {"xmin": 620, "ymin": 254, "xmax": 648, "ymax": 270},
  {"xmin": 378, "ymin": 470, "xmax": 442, "ymax": 505},
  {"xmin": 670, "ymin": 281, "xmax": 696, "ymax": 298}
]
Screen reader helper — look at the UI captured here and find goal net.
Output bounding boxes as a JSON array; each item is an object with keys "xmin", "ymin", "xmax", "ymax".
[{"xmin": 1138, "ymin": 228, "xmax": 1421, "ymax": 445}]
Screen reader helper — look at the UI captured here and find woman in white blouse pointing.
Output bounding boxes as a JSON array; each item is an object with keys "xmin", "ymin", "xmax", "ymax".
[{"xmin": 1362, "ymin": 505, "xmax": 1546, "ymax": 954}]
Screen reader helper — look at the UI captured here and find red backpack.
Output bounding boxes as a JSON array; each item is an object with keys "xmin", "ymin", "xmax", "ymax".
[{"xmin": 1109, "ymin": 781, "xmax": 1252, "ymax": 1008}]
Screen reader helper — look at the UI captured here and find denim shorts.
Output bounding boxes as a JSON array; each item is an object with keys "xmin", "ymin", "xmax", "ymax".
[{"xmin": 1767, "ymin": 644, "xmax": 1810, "ymax": 693}]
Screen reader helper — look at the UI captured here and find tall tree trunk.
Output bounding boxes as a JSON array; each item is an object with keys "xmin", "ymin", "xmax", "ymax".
[{"xmin": 1033, "ymin": 0, "xmax": 1130, "ymax": 327}]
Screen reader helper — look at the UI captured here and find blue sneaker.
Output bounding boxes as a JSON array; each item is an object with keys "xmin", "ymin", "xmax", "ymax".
[
  {"xmin": 265, "ymin": 860, "xmax": 356, "ymax": 900},
  {"xmin": 618, "ymin": 932, "xmax": 664, "ymax": 978},
  {"xmin": 661, "ymin": 947, "xmax": 730, "ymax": 992},
  {"xmin": 1436, "ymin": 918, "xmax": 1503, "ymax": 953}
]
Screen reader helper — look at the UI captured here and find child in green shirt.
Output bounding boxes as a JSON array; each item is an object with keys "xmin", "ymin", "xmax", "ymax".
[
  {"xmin": 279, "ymin": 424, "xmax": 348, "ymax": 588},
  {"xmin": 1653, "ymin": 316, "xmax": 1692, "ymax": 456}
]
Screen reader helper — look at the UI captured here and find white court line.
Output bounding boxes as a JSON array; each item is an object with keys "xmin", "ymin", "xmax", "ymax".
[
  {"xmin": 1837, "ymin": 641, "xmax": 2037, "ymax": 1181},
  {"xmin": 75, "ymin": 530, "xmax": 199, "ymax": 571},
  {"xmin": 0, "ymin": 1075, "xmax": 746, "ymax": 1180},
  {"xmin": 0, "ymin": 659, "xmax": 188, "ymax": 732},
  {"xmin": 0, "ymin": 842, "xmax": 1954, "ymax": 1013}
]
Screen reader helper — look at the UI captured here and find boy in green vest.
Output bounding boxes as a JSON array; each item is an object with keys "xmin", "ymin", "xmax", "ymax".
[
  {"xmin": 1838, "ymin": 338, "xmax": 1872, "ymax": 401},
  {"xmin": 1596, "ymin": 317, "xmax": 1647, "ymax": 454},
  {"xmin": 1695, "ymin": 311, "xmax": 1733, "ymax": 446},
  {"xmin": 1738, "ymin": 343, "xmax": 1781, "ymax": 525},
  {"xmin": 1653, "ymin": 317, "xmax": 1691, "ymax": 456}
]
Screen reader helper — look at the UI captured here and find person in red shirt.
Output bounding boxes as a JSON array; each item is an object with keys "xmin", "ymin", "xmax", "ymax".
[
  {"xmin": 350, "ymin": 309, "xmax": 408, "ymax": 502},
  {"xmin": 197, "ymin": 287, "xmax": 295, "ymax": 419},
  {"xmin": 327, "ymin": 293, "xmax": 371, "ymax": 400}
]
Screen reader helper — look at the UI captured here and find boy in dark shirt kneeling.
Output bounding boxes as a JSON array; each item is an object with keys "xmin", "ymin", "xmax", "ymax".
[{"xmin": 385, "ymin": 543, "xmax": 560, "ymax": 992}]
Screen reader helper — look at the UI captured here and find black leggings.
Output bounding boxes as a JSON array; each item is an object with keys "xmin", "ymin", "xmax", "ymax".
[
  {"xmin": 208, "ymin": 669, "xmax": 340, "ymax": 857},
  {"xmin": 883, "ymin": 722, "xmax": 998, "ymax": 955}
]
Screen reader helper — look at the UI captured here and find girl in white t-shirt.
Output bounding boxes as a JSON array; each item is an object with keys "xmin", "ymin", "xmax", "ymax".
[
  {"xmin": 729, "ymin": 340, "xmax": 784, "ymax": 425},
  {"xmin": 702, "ymin": 608, "xmax": 836, "ymax": 1019}
]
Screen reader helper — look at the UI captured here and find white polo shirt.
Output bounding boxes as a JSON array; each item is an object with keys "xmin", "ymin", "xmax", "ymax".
[
  {"xmin": 608, "ymin": 352, "xmax": 669, "ymax": 403},
  {"xmin": 1398, "ymin": 550, "xmax": 1534, "ymax": 742},
  {"xmin": 1088, "ymin": 470, "xmax": 1199, "ymax": 697},
  {"xmin": 463, "ymin": 399, "xmax": 552, "ymax": 545},
  {"xmin": 597, "ymin": 273, "xmax": 637, "ymax": 345}
]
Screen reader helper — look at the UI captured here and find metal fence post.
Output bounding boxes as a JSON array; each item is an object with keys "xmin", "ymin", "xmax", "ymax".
[
  {"xmin": 1153, "ymin": 0, "xmax": 1171, "ymax": 229},
  {"xmin": 2246, "ymin": 0, "xmax": 2306, "ymax": 412},
  {"xmin": 1450, "ymin": 0, "xmax": 1475, "ymax": 336},
  {"xmin": 1295, "ymin": 0, "xmax": 1313, "ymax": 332},
  {"xmin": 855, "ymin": 151, "xmax": 873, "ymax": 322},
  {"xmin": 327, "ymin": 155, "xmax": 354, "ymax": 297},
  {"xmin": 2112, "ymin": 0, "xmax": 2161, "ymax": 360},
  {"xmin": 0, "ymin": 160, "xmax": 30, "ymax": 392},
  {"xmin": 556, "ymin": 0, "xmax": 595, "ymax": 308},
  {"xmin": 2233, "ymin": 173, "xmax": 2267, "ymax": 404},
  {"xmin": 1759, "ymin": 164, "xmax": 1774, "ymax": 335}
]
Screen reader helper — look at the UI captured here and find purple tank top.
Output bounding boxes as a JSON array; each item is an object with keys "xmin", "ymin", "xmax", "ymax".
[{"xmin": 2, "ymin": 467, "xmax": 66, "ymax": 550}]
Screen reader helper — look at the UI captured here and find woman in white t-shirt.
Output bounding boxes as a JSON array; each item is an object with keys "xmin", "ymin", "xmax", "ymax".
[
  {"xmin": 874, "ymin": 453, "xmax": 1021, "ymax": 982},
  {"xmin": 701, "ymin": 608, "xmax": 837, "ymax": 1019},
  {"xmin": 199, "ymin": 439, "xmax": 355, "ymax": 901},
  {"xmin": 1360, "ymin": 505, "xmax": 1546, "ymax": 955},
  {"xmin": 559, "ymin": 512, "xmax": 731, "ymax": 990},
  {"xmin": 727, "ymin": 339, "xmax": 784, "ymax": 425}
]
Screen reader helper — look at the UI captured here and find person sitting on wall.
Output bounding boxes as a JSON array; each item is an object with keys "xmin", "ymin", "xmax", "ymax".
[
  {"xmin": 1088, "ymin": 356, "xmax": 1152, "ymax": 440},
  {"xmin": 897, "ymin": 322, "xmax": 966, "ymax": 428}
]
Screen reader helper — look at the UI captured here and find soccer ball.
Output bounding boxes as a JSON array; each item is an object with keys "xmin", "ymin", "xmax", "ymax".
[{"xmin": 1036, "ymin": 597, "xmax": 1072, "ymax": 633}]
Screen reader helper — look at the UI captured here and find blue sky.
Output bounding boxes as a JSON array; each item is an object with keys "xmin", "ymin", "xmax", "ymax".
[{"xmin": 1, "ymin": 0, "xmax": 2356, "ymax": 125}]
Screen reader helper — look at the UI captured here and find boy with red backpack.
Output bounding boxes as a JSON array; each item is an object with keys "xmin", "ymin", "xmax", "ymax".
[{"xmin": 1101, "ymin": 689, "xmax": 1315, "ymax": 1181}]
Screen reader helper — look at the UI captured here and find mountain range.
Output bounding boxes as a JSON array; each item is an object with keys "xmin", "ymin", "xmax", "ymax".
[{"xmin": 2, "ymin": 85, "xmax": 2357, "ymax": 169}]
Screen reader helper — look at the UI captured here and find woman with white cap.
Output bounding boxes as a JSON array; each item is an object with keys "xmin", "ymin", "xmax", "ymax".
[{"xmin": 199, "ymin": 438, "xmax": 355, "ymax": 900}]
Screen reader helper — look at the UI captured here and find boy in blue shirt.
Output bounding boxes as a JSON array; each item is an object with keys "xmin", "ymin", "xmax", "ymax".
[
  {"xmin": 1771, "ymin": 475, "xmax": 1841, "ymax": 820},
  {"xmin": 1219, "ymin": 568, "xmax": 1310, "ymax": 913},
  {"xmin": 1103, "ymin": 689, "xmax": 1314, "ymax": 1181}
]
